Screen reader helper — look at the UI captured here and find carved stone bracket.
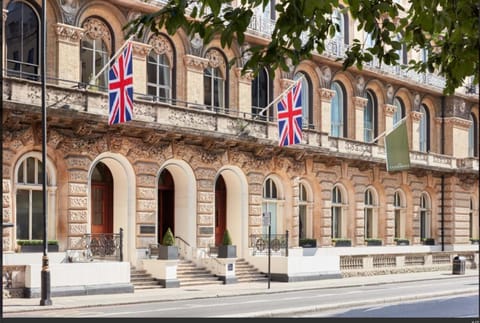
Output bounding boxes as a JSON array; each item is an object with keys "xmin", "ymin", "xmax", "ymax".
[
  {"xmin": 319, "ymin": 88, "xmax": 335, "ymax": 101},
  {"xmin": 56, "ymin": 23, "xmax": 85, "ymax": 44},
  {"xmin": 131, "ymin": 41, "xmax": 152, "ymax": 59},
  {"xmin": 383, "ymin": 104, "xmax": 397, "ymax": 116},
  {"xmin": 183, "ymin": 55, "xmax": 209, "ymax": 72}
]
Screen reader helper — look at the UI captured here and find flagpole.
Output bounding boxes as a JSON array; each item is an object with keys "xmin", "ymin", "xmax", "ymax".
[
  {"xmin": 255, "ymin": 75, "xmax": 305, "ymax": 120},
  {"xmin": 88, "ymin": 35, "xmax": 134, "ymax": 87},
  {"xmin": 369, "ymin": 111, "xmax": 412, "ymax": 144}
]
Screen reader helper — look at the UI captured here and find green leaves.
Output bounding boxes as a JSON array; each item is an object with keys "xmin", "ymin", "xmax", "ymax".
[{"xmin": 124, "ymin": 0, "xmax": 479, "ymax": 95}]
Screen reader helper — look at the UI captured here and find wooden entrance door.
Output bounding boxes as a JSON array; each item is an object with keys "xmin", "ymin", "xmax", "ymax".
[
  {"xmin": 215, "ymin": 175, "xmax": 227, "ymax": 246},
  {"xmin": 158, "ymin": 169, "xmax": 175, "ymax": 244},
  {"xmin": 91, "ymin": 162, "xmax": 113, "ymax": 234}
]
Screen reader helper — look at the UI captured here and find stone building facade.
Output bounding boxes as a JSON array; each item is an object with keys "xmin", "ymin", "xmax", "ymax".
[{"xmin": 2, "ymin": 0, "xmax": 479, "ymax": 268}]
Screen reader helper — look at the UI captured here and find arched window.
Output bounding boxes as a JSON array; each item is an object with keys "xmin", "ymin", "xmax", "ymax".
[
  {"xmin": 81, "ymin": 17, "xmax": 112, "ymax": 90},
  {"xmin": 204, "ymin": 49, "xmax": 226, "ymax": 110},
  {"xmin": 252, "ymin": 67, "xmax": 271, "ymax": 119},
  {"xmin": 394, "ymin": 191, "xmax": 405, "ymax": 239},
  {"xmin": 294, "ymin": 73, "xmax": 313, "ymax": 129},
  {"xmin": 396, "ymin": 35, "xmax": 408, "ymax": 65},
  {"xmin": 331, "ymin": 186, "xmax": 344, "ymax": 239},
  {"xmin": 419, "ymin": 104, "xmax": 430, "ymax": 152},
  {"xmin": 364, "ymin": 189, "xmax": 376, "ymax": 239},
  {"xmin": 15, "ymin": 154, "xmax": 56, "ymax": 240},
  {"xmin": 147, "ymin": 35, "xmax": 174, "ymax": 103},
  {"xmin": 364, "ymin": 90, "xmax": 377, "ymax": 142},
  {"xmin": 331, "ymin": 81, "xmax": 346, "ymax": 137},
  {"xmin": 262, "ymin": 178, "xmax": 280, "ymax": 235},
  {"xmin": 298, "ymin": 183, "xmax": 307, "ymax": 240},
  {"xmin": 468, "ymin": 113, "xmax": 478, "ymax": 157},
  {"xmin": 419, "ymin": 193, "xmax": 431, "ymax": 240},
  {"xmin": 393, "ymin": 97, "xmax": 405, "ymax": 126},
  {"xmin": 6, "ymin": 1, "xmax": 40, "ymax": 80}
]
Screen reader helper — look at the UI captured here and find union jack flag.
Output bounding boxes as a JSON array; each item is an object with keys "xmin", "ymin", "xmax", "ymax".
[
  {"xmin": 108, "ymin": 42, "xmax": 133, "ymax": 125},
  {"xmin": 277, "ymin": 81, "xmax": 303, "ymax": 146}
]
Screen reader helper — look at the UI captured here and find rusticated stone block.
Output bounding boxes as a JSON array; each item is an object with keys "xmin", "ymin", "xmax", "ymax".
[
  {"xmin": 68, "ymin": 209, "xmax": 88, "ymax": 222},
  {"xmin": 137, "ymin": 199, "xmax": 156, "ymax": 211},
  {"xmin": 137, "ymin": 187, "xmax": 156, "ymax": 199},
  {"xmin": 198, "ymin": 191, "xmax": 214, "ymax": 203},
  {"xmin": 65, "ymin": 156, "xmax": 91, "ymax": 170},
  {"xmin": 69, "ymin": 196, "xmax": 88, "ymax": 209},
  {"xmin": 69, "ymin": 223, "xmax": 88, "ymax": 235},
  {"xmin": 197, "ymin": 203, "xmax": 213, "ymax": 214},
  {"xmin": 198, "ymin": 215, "xmax": 213, "ymax": 225},
  {"xmin": 137, "ymin": 211, "xmax": 155, "ymax": 223},
  {"xmin": 69, "ymin": 183, "xmax": 88, "ymax": 195}
]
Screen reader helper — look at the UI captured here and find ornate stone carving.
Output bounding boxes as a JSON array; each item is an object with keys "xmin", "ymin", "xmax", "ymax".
[
  {"xmin": 132, "ymin": 41, "xmax": 152, "ymax": 59},
  {"xmin": 386, "ymin": 84, "xmax": 395, "ymax": 104},
  {"xmin": 56, "ymin": 23, "xmax": 85, "ymax": 44},
  {"xmin": 319, "ymin": 88, "xmax": 335, "ymax": 101},
  {"xmin": 411, "ymin": 110, "xmax": 424, "ymax": 121},
  {"xmin": 355, "ymin": 76, "xmax": 366, "ymax": 96},
  {"xmin": 190, "ymin": 33, "xmax": 204, "ymax": 56},
  {"xmin": 206, "ymin": 49, "xmax": 226, "ymax": 71},
  {"xmin": 383, "ymin": 104, "xmax": 397, "ymax": 116},
  {"xmin": 58, "ymin": 0, "xmax": 79, "ymax": 25},
  {"xmin": 354, "ymin": 96, "xmax": 368, "ymax": 108},
  {"xmin": 183, "ymin": 55, "xmax": 209, "ymax": 72},
  {"xmin": 82, "ymin": 17, "xmax": 112, "ymax": 53}
]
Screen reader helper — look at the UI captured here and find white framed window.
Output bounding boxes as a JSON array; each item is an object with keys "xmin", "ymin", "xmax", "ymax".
[
  {"xmin": 419, "ymin": 193, "xmax": 431, "ymax": 240},
  {"xmin": 5, "ymin": 1, "xmax": 40, "ymax": 80},
  {"xmin": 364, "ymin": 90, "xmax": 376, "ymax": 142},
  {"xmin": 14, "ymin": 153, "xmax": 57, "ymax": 241},
  {"xmin": 331, "ymin": 81, "xmax": 345, "ymax": 137},
  {"xmin": 262, "ymin": 178, "xmax": 281, "ymax": 235},
  {"xmin": 80, "ymin": 18, "xmax": 111, "ymax": 90},
  {"xmin": 393, "ymin": 97, "xmax": 404, "ymax": 126},
  {"xmin": 364, "ymin": 189, "xmax": 377, "ymax": 239},
  {"xmin": 331, "ymin": 186, "xmax": 345, "ymax": 239},
  {"xmin": 394, "ymin": 191, "xmax": 406, "ymax": 238},
  {"xmin": 419, "ymin": 105, "xmax": 429, "ymax": 152},
  {"xmin": 294, "ymin": 73, "xmax": 312, "ymax": 129},
  {"xmin": 147, "ymin": 51, "xmax": 171, "ymax": 102},
  {"xmin": 468, "ymin": 113, "xmax": 477, "ymax": 157}
]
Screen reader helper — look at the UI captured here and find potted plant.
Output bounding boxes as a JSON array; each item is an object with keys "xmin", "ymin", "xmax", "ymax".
[
  {"xmin": 422, "ymin": 238, "xmax": 435, "ymax": 245},
  {"xmin": 470, "ymin": 238, "xmax": 479, "ymax": 245},
  {"xmin": 158, "ymin": 228, "xmax": 178, "ymax": 260},
  {"xmin": 394, "ymin": 238, "xmax": 410, "ymax": 246},
  {"xmin": 365, "ymin": 238, "xmax": 382, "ymax": 246},
  {"xmin": 17, "ymin": 239, "xmax": 59, "ymax": 252},
  {"xmin": 218, "ymin": 229, "xmax": 236, "ymax": 258},
  {"xmin": 332, "ymin": 238, "xmax": 351, "ymax": 247},
  {"xmin": 299, "ymin": 238, "xmax": 317, "ymax": 248}
]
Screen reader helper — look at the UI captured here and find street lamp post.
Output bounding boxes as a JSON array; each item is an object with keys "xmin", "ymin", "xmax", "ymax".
[{"xmin": 40, "ymin": 0, "xmax": 52, "ymax": 306}]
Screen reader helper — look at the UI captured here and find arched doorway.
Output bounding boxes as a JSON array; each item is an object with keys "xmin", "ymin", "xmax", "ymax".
[
  {"xmin": 215, "ymin": 175, "xmax": 227, "ymax": 245},
  {"xmin": 91, "ymin": 162, "xmax": 113, "ymax": 234},
  {"xmin": 158, "ymin": 169, "xmax": 175, "ymax": 243}
]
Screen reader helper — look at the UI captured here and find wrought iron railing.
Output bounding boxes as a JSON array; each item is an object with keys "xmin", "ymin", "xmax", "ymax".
[
  {"xmin": 249, "ymin": 231, "xmax": 289, "ymax": 256},
  {"xmin": 81, "ymin": 228, "xmax": 123, "ymax": 262}
]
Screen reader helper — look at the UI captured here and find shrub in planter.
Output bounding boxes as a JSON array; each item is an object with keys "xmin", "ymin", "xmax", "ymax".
[
  {"xmin": 17, "ymin": 239, "xmax": 59, "ymax": 252},
  {"xmin": 365, "ymin": 238, "xmax": 382, "ymax": 246},
  {"xmin": 332, "ymin": 238, "xmax": 351, "ymax": 247},
  {"xmin": 422, "ymin": 238, "xmax": 435, "ymax": 245},
  {"xmin": 158, "ymin": 228, "xmax": 178, "ymax": 260},
  {"xmin": 299, "ymin": 238, "xmax": 317, "ymax": 248},
  {"xmin": 218, "ymin": 229, "xmax": 236, "ymax": 258},
  {"xmin": 470, "ymin": 238, "xmax": 479, "ymax": 245},
  {"xmin": 394, "ymin": 238, "xmax": 410, "ymax": 246}
]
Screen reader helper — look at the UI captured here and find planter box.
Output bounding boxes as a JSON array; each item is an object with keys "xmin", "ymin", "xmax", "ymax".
[
  {"xmin": 333, "ymin": 240, "xmax": 351, "ymax": 247},
  {"xmin": 365, "ymin": 239, "xmax": 382, "ymax": 246},
  {"xmin": 299, "ymin": 239, "xmax": 317, "ymax": 248},
  {"xmin": 423, "ymin": 238, "xmax": 435, "ymax": 245},
  {"xmin": 158, "ymin": 245, "xmax": 178, "ymax": 260},
  {"xmin": 218, "ymin": 245, "xmax": 236, "ymax": 258},
  {"xmin": 395, "ymin": 239, "xmax": 410, "ymax": 246},
  {"xmin": 19, "ymin": 244, "xmax": 59, "ymax": 253},
  {"xmin": 471, "ymin": 240, "xmax": 479, "ymax": 245}
]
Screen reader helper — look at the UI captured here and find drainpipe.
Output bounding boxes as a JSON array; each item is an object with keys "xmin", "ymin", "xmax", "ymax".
[{"xmin": 441, "ymin": 96, "xmax": 445, "ymax": 251}]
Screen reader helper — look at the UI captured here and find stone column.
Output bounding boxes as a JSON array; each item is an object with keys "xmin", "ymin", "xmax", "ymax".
[
  {"xmin": 183, "ymin": 55, "xmax": 209, "ymax": 107},
  {"xmin": 319, "ymin": 88, "xmax": 335, "ymax": 134},
  {"xmin": 411, "ymin": 111, "xmax": 424, "ymax": 151},
  {"xmin": 196, "ymin": 167, "xmax": 216, "ymax": 248},
  {"xmin": 442, "ymin": 117, "xmax": 472, "ymax": 158},
  {"xmin": 384, "ymin": 104, "xmax": 396, "ymax": 133},
  {"xmin": 354, "ymin": 97, "xmax": 368, "ymax": 141},
  {"xmin": 235, "ymin": 68, "xmax": 253, "ymax": 117},
  {"xmin": 55, "ymin": 23, "xmax": 85, "ymax": 87},
  {"xmin": 131, "ymin": 41, "xmax": 152, "ymax": 96}
]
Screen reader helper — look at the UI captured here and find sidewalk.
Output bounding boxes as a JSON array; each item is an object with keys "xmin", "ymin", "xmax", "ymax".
[{"xmin": 2, "ymin": 269, "xmax": 478, "ymax": 315}]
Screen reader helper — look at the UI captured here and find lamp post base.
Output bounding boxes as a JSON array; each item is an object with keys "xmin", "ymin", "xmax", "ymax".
[{"xmin": 40, "ymin": 255, "xmax": 52, "ymax": 306}]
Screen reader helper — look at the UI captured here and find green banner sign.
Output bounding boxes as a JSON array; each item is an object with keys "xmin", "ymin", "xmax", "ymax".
[{"xmin": 385, "ymin": 120, "xmax": 410, "ymax": 172}]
